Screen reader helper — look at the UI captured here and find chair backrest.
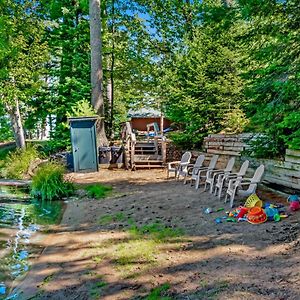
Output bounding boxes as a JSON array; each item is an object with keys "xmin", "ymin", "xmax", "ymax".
[
  {"xmin": 181, "ymin": 151, "xmax": 192, "ymax": 164},
  {"xmin": 194, "ymin": 154, "xmax": 205, "ymax": 168},
  {"xmin": 247, "ymin": 164, "xmax": 265, "ymax": 193},
  {"xmin": 224, "ymin": 157, "xmax": 235, "ymax": 172},
  {"xmin": 252, "ymin": 164, "xmax": 265, "ymax": 182},
  {"xmin": 208, "ymin": 155, "xmax": 219, "ymax": 169},
  {"xmin": 237, "ymin": 160, "xmax": 249, "ymax": 177},
  {"xmin": 192, "ymin": 154, "xmax": 205, "ymax": 175}
]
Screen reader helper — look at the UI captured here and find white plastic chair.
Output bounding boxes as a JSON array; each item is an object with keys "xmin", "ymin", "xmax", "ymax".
[
  {"xmin": 183, "ymin": 154, "xmax": 205, "ymax": 184},
  {"xmin": 167, "ymin": 151, "xmax": 192, "ymax": 179},
  {"xmin": 214, "ymin": 160, "xmax": 249, "ymax": 199},
  {"xmin": 225, "ymin": 164, "xmax": 265, "ymax": 208},
  {"xmin": 191, "ymin": 155, "xmax": 219, "ymax": 189},
  {"xmin": 204, "ymin": 157, "xmax": 235, "ymax": 193}
]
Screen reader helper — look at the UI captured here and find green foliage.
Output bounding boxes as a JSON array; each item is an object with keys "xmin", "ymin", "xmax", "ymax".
[
  {"xmin": 67, "ymin": 100, "xmax": 97, "ymax": 118},
  {"xmin": 0, "ymin": 0, "xmax": 49, "ymax": 144},
  {"xmin": 244, "ymin": 135, "xmax": 285, "ymax": 159},
  {"xmin": 220, "ymin": 107, "xmax": 249, "ymax": 134},
  {"xmin": 163, "ymin": 21, "xmax": 244, "ymax": 148},
  {"xmin": 85, "ymin": 184, "xmax": 113, "ymax": 199},
  {"xmin": 3, "ymin": 146, "xmax": 40, "ymax": 179},
  {"xmin": 89, "ymin": 281, "xmax": 107, "ymax": 299},
  {"xmin": 240, "ymin": 0, "xmax": 300, "ymax": 155},
  {"xmin": 0, "ymin": 106, "xmax": 13, "ymax": 142},
  {"xmin": 278, "ymin": 112, "xmax": 300, "ymax": 150},
  {"xmin": 31, "ymin": 162, "xmax": 74, "ymax": 201},
  {"xmin": 145, "ymin": 284, "xmax": 171, "ymax": 300}
]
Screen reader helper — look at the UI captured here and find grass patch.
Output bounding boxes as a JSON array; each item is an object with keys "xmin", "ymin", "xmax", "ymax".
[
  {"xmin": 98, "ymin": 212, "xmax": 127, "ymax": 225},
  {"xmin": 89, "ymin": 281, "xmax": 107, "ymax": 299},
  {"xmin": 129, "ymin": 221, "xmax": 184, "ymax": 242},
  {"xmin": 195, "ymin": 280, "xmax": 229, "ymax": 299},
  {"xmin": 85, "ymin": 184, "xmax": 112, "ymax": 199},
  {"xmin": 98, "ymin": 215, "xmax": 114, "ymax": 225},
  {"xmin": 31, "ymin": 162, "xmax": 74, "ymax": 201},
  {"xmin": 114, "ymin": 239, "xmax": 157, "ymax": 278},
  {"xmin": 2, "ymin": 146, "xmax": 39, "ymax": 179},
  {"xmin": 95, "ymin": 217, "xmax": 185, "ymax": 279},
  {"xmin": 144, "ymin": 283, "xmax": 171, "ymax": 300},
  {"xmin": 92, "ymin": 255, "xmax": 104, "ymax": 264}
]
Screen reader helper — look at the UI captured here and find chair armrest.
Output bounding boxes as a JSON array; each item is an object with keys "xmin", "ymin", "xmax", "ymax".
[
  {"xmin": 194, "ymin": 167, "xmax": 208, "ymax": 175},
  {"xmin": 239, "ymin": 181, "xmax": 260, "ymax": 186},
  {"xmin": 168, "ymin": 161, "xmax": 180, "ymax": 168}
]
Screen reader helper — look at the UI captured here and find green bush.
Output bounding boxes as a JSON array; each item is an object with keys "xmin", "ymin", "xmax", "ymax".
[
  {"xmin": 31, "ymin": 162, "xmax": 74, "ymax": 201},
  {"xmin": 85, "ymin": 184, "xmax": 112, "ymax": 199},
  {"xmin": 4, "ymin": 146, "xmax": 40, "ymax": 179}
]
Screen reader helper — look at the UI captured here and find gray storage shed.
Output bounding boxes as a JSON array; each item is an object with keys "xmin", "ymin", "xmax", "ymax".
[{"xmin": 69, "ymin": 117, "xmax": 99, "ymax": 172}]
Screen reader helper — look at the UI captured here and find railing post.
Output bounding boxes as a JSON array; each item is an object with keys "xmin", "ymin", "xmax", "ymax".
[
  {"xmin": 162, "ymin": 136, "xmax": 167, "ymax": 165},
  {"xmin": 131, "ymin": 133, "xmax": 136, "ymax": 170}
]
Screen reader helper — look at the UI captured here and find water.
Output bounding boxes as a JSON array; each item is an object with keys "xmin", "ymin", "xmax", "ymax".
[{"xmin": 0, "ymin": 187, "xmax": 64, "ymax": 299}]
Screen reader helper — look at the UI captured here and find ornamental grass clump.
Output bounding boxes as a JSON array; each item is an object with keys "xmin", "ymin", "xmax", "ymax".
[
  {"xmin": 31, "ymin": 162, "xmax": 74, "ymax": 201},
  {"xmin": 4, "ymin": 146, "xmax": 39, "ymax": 179}
]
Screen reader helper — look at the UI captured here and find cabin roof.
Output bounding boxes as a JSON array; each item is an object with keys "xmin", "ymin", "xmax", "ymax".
[{"xmin": 128, "ymin": 108, "xmax": 161, "ymax": 118}]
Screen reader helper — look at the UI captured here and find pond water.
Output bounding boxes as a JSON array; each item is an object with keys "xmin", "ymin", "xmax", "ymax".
[{"xmin": 0, "ymin": 187, "xmax": 64, "ymax": 299}]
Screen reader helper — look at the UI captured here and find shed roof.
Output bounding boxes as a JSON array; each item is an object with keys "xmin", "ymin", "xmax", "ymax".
[{"xmin": 128, "ymin": 108, "xmax": 161, "ymax": 118}]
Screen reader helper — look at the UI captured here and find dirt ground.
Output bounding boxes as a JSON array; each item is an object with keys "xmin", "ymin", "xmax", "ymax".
[{"xmin": 15, "ymin": 169, "xmax": 300, "ymax": 300}]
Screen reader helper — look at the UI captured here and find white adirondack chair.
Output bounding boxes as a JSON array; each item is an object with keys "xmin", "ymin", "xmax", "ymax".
[
  {"xmin": 204, "ymin": 157, "xmax": 235, "ymax": 193},
  {"xmin": 167, "ymin": 151, "xmax": 192, "ymax": 179},
  {"xmin": 225, "ymin": 164, "xmax": 265, "ymax": 208},
  {"xmin": 191, "ymin": 155, "xmax": 219, "ymax": 189},
  {"xmin": 214, "ymin": 160, "xmax": 249, "ymax": 199},
  {"xmin": 183, "ymin": 154, "xmax": 205, "ymax": 184}
]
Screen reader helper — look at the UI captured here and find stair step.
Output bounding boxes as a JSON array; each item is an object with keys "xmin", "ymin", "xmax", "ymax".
[
  {"xmin": 134, "ymin": 155, "xmax": 162, "ymax": 161},
  {"xmin": 135, "ymin": 144, "xmax": 155, "ymax": 148},
  {"xmin": 135, "ymin": 160, "xmax": 163, "ymax": 163},
  {"xmin": 134, "ymin": 165, "xmax": 164, "ymax": 168}
]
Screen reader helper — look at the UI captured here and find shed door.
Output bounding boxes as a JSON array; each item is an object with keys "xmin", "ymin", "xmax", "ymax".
[{"xmin": 72, "ymin": 126, "xmax": 97, "ymax": 172}]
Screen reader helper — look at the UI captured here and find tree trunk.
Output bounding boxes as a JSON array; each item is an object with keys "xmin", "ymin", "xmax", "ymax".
[
  {"xmin": 89, "ymin": 0, "xmax": 108, "ymax": 146},
  {"xmin": 7, "ymin": 99, "xmax": 26, "ymax": 149},
  {"xmin": 108, "ymin": 0, "xmax": 115, "ymax": 139}
]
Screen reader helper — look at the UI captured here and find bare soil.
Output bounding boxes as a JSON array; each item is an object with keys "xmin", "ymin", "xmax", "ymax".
[{"xmin": 16, "ymin": 169, "xmax": 300, "ymax": 300}]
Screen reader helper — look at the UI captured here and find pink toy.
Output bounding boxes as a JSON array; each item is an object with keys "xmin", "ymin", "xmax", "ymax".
[{"xmin": 287, "ymin": 194, "xmax": 300, "ymax": 211}]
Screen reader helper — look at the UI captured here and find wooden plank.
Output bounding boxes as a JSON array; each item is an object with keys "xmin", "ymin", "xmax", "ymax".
[
  {"xmin": 206, "ymin": 149, "xmax": 241, "ymax": 156},
  {"xmin": 0, "ymin": 179, "xmax": 31, "ymax": 187},
  {"xmin": 286, "ymin": 149, "xmax": 300, "ymax": 157},
  {"xmin": 285, "ymin": 156, "xmax": 300, "ymax": 165},
  {"xmin": 264, "ymin": 176, "xmax": 300, "ymax": 190}
]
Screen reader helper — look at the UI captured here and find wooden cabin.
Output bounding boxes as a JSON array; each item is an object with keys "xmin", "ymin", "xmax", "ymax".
[{"xmin": 128, "ymin": 108, "xmax": 171, "ymax": 132}]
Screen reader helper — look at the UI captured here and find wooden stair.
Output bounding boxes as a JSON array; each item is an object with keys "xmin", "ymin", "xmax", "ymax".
[
  {"xmin": 122, "ymin": 122, "xmax": 166, "ymax": 170},
  {"xmin": 132, "ymin": 142, "xmax": 164, "ymax": 169}
]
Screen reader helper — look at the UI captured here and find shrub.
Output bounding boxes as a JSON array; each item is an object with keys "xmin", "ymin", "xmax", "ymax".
[
  {"xmin": 31, "ymin": 162, "xmax": 74, "ymax": 201},
  {"xmin": 4, "ymin": 146, "xmax": 40, "ymax": 179},
  {"xmin": 85, "ymin": 184, "xmax": 112, "ymax": 199}
]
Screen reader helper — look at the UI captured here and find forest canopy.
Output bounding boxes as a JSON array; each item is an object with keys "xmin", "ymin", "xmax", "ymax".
[{"xmin": 0, "ymin": 0, "xmax": 299, "ymax": 158}]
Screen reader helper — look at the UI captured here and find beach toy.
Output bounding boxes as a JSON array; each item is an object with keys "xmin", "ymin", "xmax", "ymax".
[
  {"xmin": 244, "ymin": 194, "xmax": 263, "ymax": 208},
  {"xmin": 226, "ymin": 217, "xmax": 237, "ymax": 223},
  {"xmin": 279, "ymin": 214, "xmax": 288, "ymax": 218},
  {"xmin": 215, "ymin": 218, "xmax": 222, "ymax": 224},
  {"xmin": 290, "ymin": 201, "xmax": 300, "ymax": 211},
  {"xmin": 236, "ymin": 206, "xmax": 248, "ymax": 219},
  {"xmin": 216, "ymin": 208, "xmax": 224, "ymax": 212},
  {"xmin": 273, "ymin": 214, "xmax": 281, "ymax": 222},
  {"xmin": 287, "ymin": 194, "xmax": 299, "ymax": 202},
  {"xmin": 204, "ymin": 207, "xmax": 213, "ymax": 214},
  {"xmin": 247, "ymin": 207, "xmax": 267, "ymax": 224},
  {"xmin": 265, "ymin": 207, "xmax": 279, "ymax": 221}
]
